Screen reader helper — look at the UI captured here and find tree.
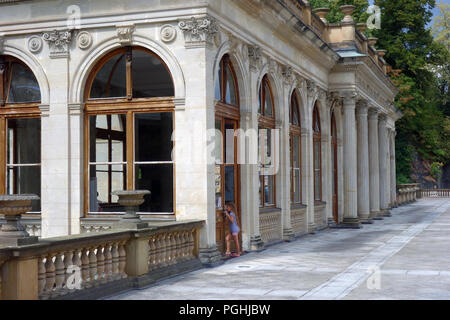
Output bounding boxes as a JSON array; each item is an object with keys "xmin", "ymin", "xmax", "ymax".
[{"xmin": 432, "ymin": 1, "xmax": 450, "ymax": 51}]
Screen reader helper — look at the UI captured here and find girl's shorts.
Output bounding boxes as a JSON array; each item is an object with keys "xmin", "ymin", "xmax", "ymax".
[{"xmin": 231, "ymin": 232, "xmax": 239, "ymax": 237}]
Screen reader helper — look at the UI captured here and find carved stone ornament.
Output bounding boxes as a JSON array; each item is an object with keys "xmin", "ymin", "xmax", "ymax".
[
  {"xmin": 248, "ymin": 46, "xmax": 262, "ymax": 71},
  {"xmin": 160, "ymin": 24, "xmax": 177, "ymax": 43},
  {"xmin": 77, "ymin": 31, "xmax": 93, "ymax": 50},
  {"xmin": 306, "ymin": 79, "xmax": 317, "ymax": 98},
  {"xmin": 282, "ymin": 66, "xmax": 294, "ymax": 85},
  {"xmin": 178, "ymin": 15, "xmax": 219, "ymax": 48},
  {"xmin": 0, "ymin": 35, "xmax": 4, "ymax": 54},
  {"xmin": 28, "ymin": 35, "xmax": 43, "ymax": 54},
  {"xmin": 42, "ymin": 29, "xmax": 73, "ymax": 58},
  {"xmin": 116, "ymin": 24, "xmax": 135, "ymax": 46}
]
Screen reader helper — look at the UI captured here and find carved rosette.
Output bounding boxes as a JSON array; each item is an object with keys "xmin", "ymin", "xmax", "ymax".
[
  {"xmin": 116, "ymin": 24, "xmax": 135, "ymax": 46},
  {"xmin": 248, "ymin": 45, "xmax": 261, "ymax": 71},
  {"xmin": 178, "ymin": 16, "xmax": 219, "ymax": 48},
  {"xmin": 77, "ymin": 31, "xmax": 93, "ymax": 50},
  {"xmin": 42, "ymin": 29, "xmax": 73, "ymax": 58},
  {"xmin": 28, "ymin": 35, "xmax": 43, "ymax": 54},
  {"xmin": 160, "ymin": 24, "xmax": 177, "ymax": 43}
]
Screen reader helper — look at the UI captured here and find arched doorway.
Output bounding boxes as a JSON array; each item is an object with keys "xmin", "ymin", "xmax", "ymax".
[
  {"xmin": 0, "ymin": 55, "xmax": 42, "ymax": 213},
  {"xmin": 331, "ymin": 111, "xmax": 338, "ymax": 223},
  {"xmin": 83, "ymin": 46, "xmax": 175, "ymax": 217},
  {"xmin": 214, "ymin": 54, "xmax": 241, "ymax": 253}
]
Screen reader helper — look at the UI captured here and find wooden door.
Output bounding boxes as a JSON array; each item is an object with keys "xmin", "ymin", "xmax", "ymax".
[{"xmin": 215, "ymin": 118, "xmax": 241, "ymax": 253}]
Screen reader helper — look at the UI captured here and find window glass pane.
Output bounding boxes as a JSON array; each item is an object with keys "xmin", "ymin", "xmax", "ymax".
[
  {"xmin": 291, "ymin": 97, "xmax": 300, "ymax": 126},
  {"xmin": 293, "ymin": 169, "xmax": 301, "ymax": 203},
  {"xmin": 89, "ymin": 115, "xmax": 126, "ymax": 163},
  {"xmin": 7, "ymin": 63, "xmax": 41, "ymax": 103},
  {"xmin": 259, "ymin": 176, "xmax": 263, "ymax": 207},
  {"xmin": 314, "ymin": 171, "xmax": 321, "ymax": 201},
  {"xmin": 89, "ymin": 164, "xmax": 126, "ymax": 213},
  {"xmin": 225, "ymin": 122, "xmax": 234, "ymax": 165},
  {"xmin": 225, "ymin": 65, "xmax": 237, "ymax": 106},
  {"xmin": 90, "ymin": 54, "xmax": 126, "ymax": 99},
  {"xmin": 225, "ymin": 166, "xmax": 235, "ymax": 203},
  {"xmin": 264, "ymin": 175, "xmax": 275, "ymax": 206},
  {"xmin": 264, "ymin": 82, "xmax": 273, "ymax": 117},
  {"xmin": 135, "ymin": 113, "xmax": 173, "ymax": 162},
  {"xmin": 215, "ymin": 166, "xmax": 222, "ymax": 209},
  {"xmin": 7, "ymin": 118, "xmax": 41, "ymax": 164},
  {"xmin": 132, "ymin": 50, "xmax": 174, "ymax": 98},
  {"xmin": 314, "ymin": 141, "xmax": 321, "ymax": 170},
  {"xmin": 135, "ymin": 164, "xmax": 173, "ymax": 213},
  {"xmin": 7, "ymin": 166, "xmax": 41, "ymax": 211},
  {"xmin": 293, "ymin": 135, "xmax": 300, "ymax": 168}
]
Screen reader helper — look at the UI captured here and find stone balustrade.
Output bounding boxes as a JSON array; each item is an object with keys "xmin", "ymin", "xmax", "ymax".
[
  {"xmin": 420, "ymin": 189, "xmax": 450, "ymax": 198},
  {"xmin": 397, "ymin": 184, "xmax": 420, "ymax": 206},
  {"xmin": 0, "ymin": 220, "xmax": 203, "ymax": 300},
  {"xmin": 260, "ymin": 209, "xmax": 282, "ymax": 245}
]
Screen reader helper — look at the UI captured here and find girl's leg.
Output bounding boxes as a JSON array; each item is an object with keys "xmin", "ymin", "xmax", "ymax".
[
  {"xmin": 233, "ymin": 234, "xmax": 241, "ymax": 256},
  {"xmin": 225, "ymin": 234, "xmax": 231, "ymax": 255}
]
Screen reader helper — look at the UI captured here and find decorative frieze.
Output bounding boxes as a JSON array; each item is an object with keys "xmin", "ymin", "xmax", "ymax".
[
  {"xmin": 306, "ymin": 79, "xmax": 317, "ymax": 99},
  {"xmin": 42, "ymin": 29, "xmax": 73, "ymax": 58},
  {"xmin": 160, "ymin": 24, "xmax": 177, "ymax": 43},
  {"xmin": 178, "ymin": 16, "xmax": 219, "ymax": 48},
  {"xmin": 116, "ymin": 24, "xmax": 135, "ymax": 46},
  {"xmin": 28, "ymin": 35, "xmax": 43, "ymax": 54},
  {"xmin": 76, "ymin": 31, "xmax": 93, "ymax": 50}
]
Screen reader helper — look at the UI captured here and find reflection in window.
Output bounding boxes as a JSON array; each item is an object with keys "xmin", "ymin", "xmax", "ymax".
[
  {"xmin": 216, "ymin": 55, "xmax": 239, "ymax": 107},
  {"xmin": 89, "ymin": 114, "xmax": 127, "ymax": 213},
  {"xmin": 89, "ymin": 47, "xmax": 174, "ymax": 100},
  {"xmin": 7, "ymin": 118, "xmax": 41, "ymax": 211},
  {"xmin": 290, "ymin": 92, "xmax": 302, "ymax": 204},
  {"xmin": 313, "ymin": 104, "xmax": 322, "ymax": 201},
  {"xmin": 258, "ymin": 75, "xmax": 274, "ymax": 118}
]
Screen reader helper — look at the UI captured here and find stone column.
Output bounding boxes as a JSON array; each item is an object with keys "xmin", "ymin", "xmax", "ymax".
[
  {"xmin": 390, "ymin": 130, "xmax": 397, "ymax": 207},
  {"xmin": 356, "ymin": 101, "xmax": 371, "ymax": 224},
  {"xmin": 341, "ymin": 92, "xmax": 360, "ymax": 227},
  {"xmin": 368, "ymin": 108, "xmax": 382, "ymax": 219},
  {"xmin": 378, "ymin": 114, "xmax": 391, "ymax": 216}
]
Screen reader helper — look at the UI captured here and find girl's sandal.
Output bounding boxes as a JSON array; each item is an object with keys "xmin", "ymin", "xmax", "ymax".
[
  {"xmin": 231, "ymin": 253, "xmax": 241, "ymax": 258},
  {"xmin": 225, "ymin": 252, "xmax": 231, "ymax": 257}
]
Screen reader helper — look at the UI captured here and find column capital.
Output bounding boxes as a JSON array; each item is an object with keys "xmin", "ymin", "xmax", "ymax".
[
  {"xmin": 356, "ymin": 100, "xmax": 369, "ymax": 115},
  {"xmin": 340, "ymin": 91, "xmax": 358, "ymax": 108},
  {"xmin": 378, "ymin": 113, "xmax": 388, "ymax": 124},
  {"xmin": 368, "ymin": 107, "xmax": 379, "ymax": 119}
]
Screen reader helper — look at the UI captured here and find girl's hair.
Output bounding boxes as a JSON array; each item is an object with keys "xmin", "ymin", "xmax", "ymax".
[{"xmin": 225, "ymin": 201, "xmax": 237, "ymax": 213}]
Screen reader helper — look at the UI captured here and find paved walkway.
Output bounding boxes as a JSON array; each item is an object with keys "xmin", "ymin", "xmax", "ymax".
[{"xmin": 110, "ymin": 199, "xmax": 450, "ymax": 300}]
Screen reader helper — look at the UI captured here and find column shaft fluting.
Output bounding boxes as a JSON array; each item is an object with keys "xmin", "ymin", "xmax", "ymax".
[
  {"xmin": 356, "ymin": 102, "xmax": 371, "ymax": 223},
  {"xmin": 368, "ymin": 109, "xmax": 381, "ymax": 219}
]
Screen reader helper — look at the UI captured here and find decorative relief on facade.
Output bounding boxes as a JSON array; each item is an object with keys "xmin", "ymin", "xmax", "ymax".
[
  {"xmin": 0, "ymin": 35, "xmax": 5, "ymax": 54},
  {"xmin": 178, "ymin": 16, "xmax": 219, "ymax": 48},
  {"xmin": 282, "ymin": 66, "xmax": 294, "ymax": 85},
  {"xmin": 160, "ymin": 24, "xmax": 177, "ymax": 43},
  {"xmin": 28, "ymin": 35, "xmax": 43, "ymax": 54},
  {"xmin": 116, "ymin": 24, "xmax": 135, "ymax": 46},
  {"xmin": 306, "ymin": 79, "xmax": 317, "ymax": 99},
  {"xmin": 76, "ymin": 31, "xmax": 93, "ymax": 50},
  {"xmin": 42, "ymin": 29, "xmax": 73, "ymax": 58},
  {"xmin": 247, "ymin": 45, "xmax": 262, "ymax": 71}
]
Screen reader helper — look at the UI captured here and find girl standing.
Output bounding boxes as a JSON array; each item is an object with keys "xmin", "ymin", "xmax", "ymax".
[{"xmin": 224, "ymin": 202, "xmax": 241, "ymax": 257}]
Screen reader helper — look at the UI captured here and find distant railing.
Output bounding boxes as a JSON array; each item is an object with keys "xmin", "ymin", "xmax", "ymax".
[
  {"xmin": 397, "ymin": 184, "xmax": 420, "ymax": 206},
  {"xmin": 0, "ymin": 220, "xmax": 203, "ymax": 300},
  {"xmin": 420, "ymin": 189, "xmax": 450, "ymax": 198}
]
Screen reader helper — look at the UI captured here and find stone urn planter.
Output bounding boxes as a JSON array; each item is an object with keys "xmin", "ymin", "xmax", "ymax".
[
  {"xmin": 377, "ymin": 49, "xmax": 387, "ymax": 57},
  {"xmin": 368, "ymin": 37, "xmax": 378, "ymax": 47},
  {"xmin": 313, "ymin": 8, "xmax": 330, "ymax": 23},
  {"xmin": 340, "ymin": 5, "xmax": 356, "ymax": 23},
  {"xmin": 0, "ymin": 194, "xmax": 40, "ymax": 246},
  {"xmin": 111, "ymin": 190, "xmax": 150, "ymax": 230}
]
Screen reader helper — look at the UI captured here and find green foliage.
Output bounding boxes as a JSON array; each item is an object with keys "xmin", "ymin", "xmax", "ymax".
[
  {"xmin": 431, "ymin": 162, "xmax": 444, "ymax": 180},
  {"xmin": 432, "ymin": 1, "xmax": 450, "ymax": 51},
  {"xmin": 310, "ymin": 0, "xmax": 370, "ymax": 24}
]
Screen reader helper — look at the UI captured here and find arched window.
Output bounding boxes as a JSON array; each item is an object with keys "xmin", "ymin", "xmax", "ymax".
[
  {"xmin": 215, "ymin": 54, "xmax": 239, "ymax": 107},
  {"xmin": 0, "ymin": 55, "xmax": 41, "ymax": 212},
  {"xmin": 258, "ymin": 75, "xmax": 276, "ymax": 208},
  {"xmin": 290, "ymin": 91, "xmax": 301, "ymax": 204},
  {"xmin": 85, "ymin": 46, "xmax": 175, "ymax": 216},
  {"xmin": 313, "ymin": 103, "xmax": 322, "ymax": 202}
]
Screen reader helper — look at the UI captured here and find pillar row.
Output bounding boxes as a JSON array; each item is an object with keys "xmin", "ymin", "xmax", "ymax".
[{"xmin": 356, "ymin": 101, "xmax": 371, "ymax": 224}]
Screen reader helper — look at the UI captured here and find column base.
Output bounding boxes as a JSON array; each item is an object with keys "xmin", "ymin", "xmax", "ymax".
[
  {"xmin": 381, "ymin": 209, "xmax": 392, "ymax": 217},
  {"xmin": 340, "ymin": 218, "xmax": 362, "ymax": 229},
  {"xmin": 249, "ymin": 235, "xmax": 265, "ymax": 252},
  {"xmin": 370, "ymin": 211, "xmax": 383, "ymax": 220},
  {"xmin": 308, "ymin": 222, "xmax": 317, "ymax": 234},
  {"xmin": 282, "ymin": 228, "xmax": 295, "ymax": 242},
  {"xmin": 360, "ymin": 218, "xmax": 374, "ymax": 224},
  {"xmin": 199, "ymin": 246, "xmax": 223, "ymax": 268},
  {"xmin": 327, "ymin": 218, "xmax": 338, "ymax": 227}
]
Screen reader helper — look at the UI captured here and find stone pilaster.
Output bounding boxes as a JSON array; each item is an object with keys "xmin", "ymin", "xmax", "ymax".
[
  {"xmin": 368, "ymin": 108, "xmax": 382, "ymax": 220},
  {"xmin": 378, "ymin": 114, "xmax": 391, "ymax": 217},
  {"xmin": 341, "ymin": 92, "xmax": 360, "ymax": 228},
  {"xmin": 356, "ymin": 101, "xmax": 371, "ymax": 224}
]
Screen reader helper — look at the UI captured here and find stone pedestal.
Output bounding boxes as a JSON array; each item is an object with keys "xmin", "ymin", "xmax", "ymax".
[
  {"xmin": 111, "ymin": 190, "xmax": 150, "ymax": 230},
  {"xmin": 0, "ymin": 194, "xmax": 40, "ymax": 246},
  {"xmin": 249, "ymin": 235, "xmax": 265, "ymax": 251}
]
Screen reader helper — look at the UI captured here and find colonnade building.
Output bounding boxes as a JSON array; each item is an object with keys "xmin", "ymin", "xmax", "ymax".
[{"xmin": 0, "ymin": 0, "xmax": 400, "ymax": 264}]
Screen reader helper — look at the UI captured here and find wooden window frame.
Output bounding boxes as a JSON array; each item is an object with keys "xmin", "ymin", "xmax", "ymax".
[
  {"xmin": 0, "ymin": 55, "xmax": 41, "ymax": 215},
  {"xmin": 84, "ymin": 46, "xmax": 176, "ymax": 218},
  {"xmin": 290, "ymin": 91, "xmax": 302, "ymax": 205},
  {"xmin": 313, "ymin": 103, "xmax": 322, "ymax": 202},
  {"xmin": 258, "ymin": 75, "xmax": 276, "ymax": 209}
]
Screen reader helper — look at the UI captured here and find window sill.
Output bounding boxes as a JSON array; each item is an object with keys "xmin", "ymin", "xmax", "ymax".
[
  {"xmin": 291, "ymin": 204, "xmax": 307, "ymax": 210},
  {"xmin": 259, "ymin": 207, "xmax": 281, "ymax": 214}
]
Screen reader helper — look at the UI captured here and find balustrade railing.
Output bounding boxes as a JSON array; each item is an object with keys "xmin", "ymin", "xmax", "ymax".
[
  {"xmin": 420, "ymin": 189, "xmax": 450, "ymax": 198},
  {"xmin": 0, "ymin": 220, "xmax": 203, "ymax": 300},
  {"xmin": 397, "ymin": 184, "xmax": 420, "ymax": 206}
]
